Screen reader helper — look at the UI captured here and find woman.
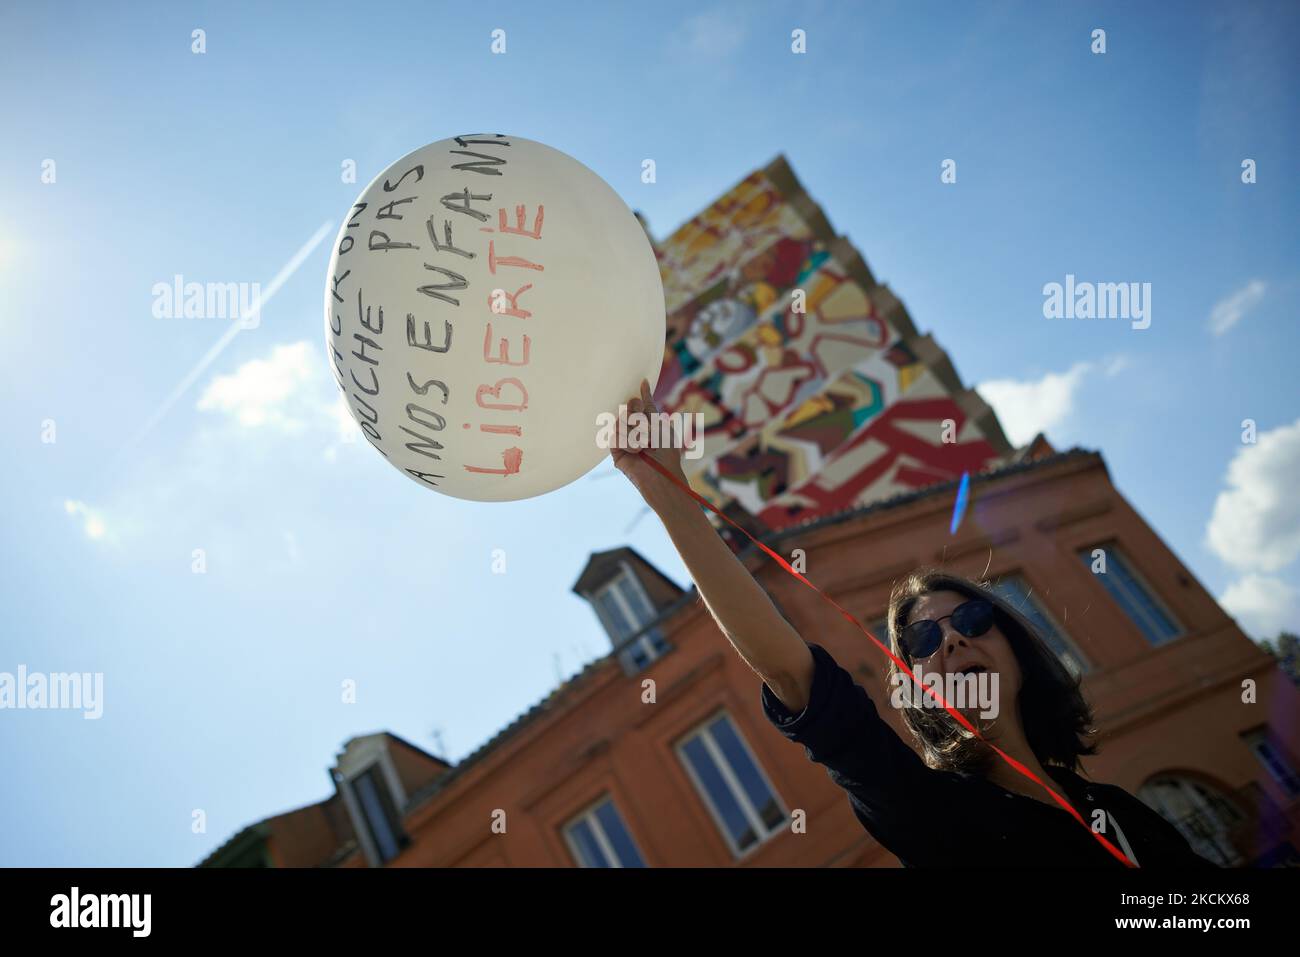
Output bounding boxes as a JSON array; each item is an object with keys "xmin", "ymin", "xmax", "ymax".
[{"xmin": 612, "ymin": 380, "xmax": 1216, "ymax": 868}]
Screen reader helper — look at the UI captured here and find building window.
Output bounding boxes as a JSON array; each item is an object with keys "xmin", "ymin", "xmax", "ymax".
[
  {"xmin": 1079, "ymin": 545, "xmax": 1183, "ymax": 646},
  {"xmin": 353, "ymin": 764, "xmax": 406, "ymax": 865},
  {"xmin": 563, "ymin": 797, "xmax": 646, "ymax": 868},
  {"xmin": 1242, "ymin": 728, "xmax": 1300, "ymax": 799},
  {"xmin": 1138, "ymin": 774, "xmax": 1245, "ymax": 867},
  {"xmin": 989, "ymin": 575, "xmax": 1089, "ymax": 676},
  {"xmin": 677, "ymin": 713, "xmax": 785, "ymax": 857},
  {"xmin": 593, "ymin": 568, "xmax": 669, "ymax": 669}
]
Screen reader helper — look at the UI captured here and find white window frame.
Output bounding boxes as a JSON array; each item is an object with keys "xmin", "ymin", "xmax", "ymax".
[
  {"xmin": 1082, "ymin": 544, "xmax": 1184, "ymax": 646},
  {"xmin": 675, "ymin": 711, "xmax": 785, "ymax": 859},
  {"xmin": 563, "ymin": 795, "xmax": 645, "ymax": 868},
  {"xmin": 992, "ymin": 573, "xmax": 1091, "ymax": 676},
  {"xmin": 333, "ymin": 737, "xmax": 408, "ymax": 867},
  {"xmin": 590, "ymin": 562, "xmax": 667, "ymax": 667}
]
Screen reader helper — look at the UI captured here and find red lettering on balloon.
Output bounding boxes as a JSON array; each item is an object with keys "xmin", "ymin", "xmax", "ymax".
[
  {"xmin": 488, "ymin": 283, "xmax": 534, "ymax": 319},
  {"xmin": 476, "ymin": 378, "xmax": 529, "ymax": 412},
  {"xmin": 498, "ymin": 204, "xmax": 544, "ymax": 240},
  {"xmin": 467, "ymin": 200, "xmax": 546, "ymax": 481},
  {"xmin": 465, "ymin": 446, "xmax": 524, "ymax": 476},
  {"xmin": 483, "ymin": 323, "xmax": 531, "ymax": 366},
  {"xmin": 488, "ymin": 240, "xmax": 543, "ymax": 274}
]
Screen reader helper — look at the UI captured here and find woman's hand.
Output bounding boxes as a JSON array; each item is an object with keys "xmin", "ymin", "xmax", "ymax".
[
  {"xmin": 610, "ymin": 378, "xmax": 691, "ymax": 513},
  {"xmin": 611, "ymin": 379, "xmax": 816, "ymax": 709}
]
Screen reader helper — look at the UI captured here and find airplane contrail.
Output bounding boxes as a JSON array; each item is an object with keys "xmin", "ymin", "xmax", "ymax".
[{"xmin": 109, "ymin": 220, "xmax": 335, "ymax": 475}]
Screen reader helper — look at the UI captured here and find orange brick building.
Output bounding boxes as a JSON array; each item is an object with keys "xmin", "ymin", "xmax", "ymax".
[{"xmin": 202, "ymin": 443, "xmax": 1300, "ymax": 868}]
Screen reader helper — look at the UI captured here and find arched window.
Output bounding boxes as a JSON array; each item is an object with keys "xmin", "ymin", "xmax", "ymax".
[{"xmin": 1138, "ymin": 774, "xmax": 1245, "ymax": 867}]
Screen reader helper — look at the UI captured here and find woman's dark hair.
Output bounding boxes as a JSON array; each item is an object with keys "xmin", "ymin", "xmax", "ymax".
[{"xmin": 885, "ymin": 567, "xmax": 1097, "ymax": 774}]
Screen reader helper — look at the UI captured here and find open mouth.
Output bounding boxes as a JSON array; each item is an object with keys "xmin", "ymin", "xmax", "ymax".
[{"xmin": 955, "ymin": 665, "xmax": 988, "ymax": 677}]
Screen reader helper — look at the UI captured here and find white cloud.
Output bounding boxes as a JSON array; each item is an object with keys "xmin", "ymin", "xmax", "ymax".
[
  {"xmin": 60, "ymin": 339, "xmax": 397, "ymax": 574},
  {"xmin": 976, "ymin": 362, "xmax": 1092, "ymax": 447},
  {"xmin": 332, "ymin": 392, "xmax": 361, "ymax": 442},
  {"xmin": 1207, "ymin": 279, "xmax": 1266, "ymax": 336},
  {"xmin": 1205, "ymin": 418, "xmax": 1300, "ymax": 573},
  {"xmin": 678, "ymin": 7, "xmax": 747, "ymax": 60},
  {"xmin": 977, "ymin": 357, "xmax": 1130, "ymax": 447},
  {"xmin": 1219, "ymin": 574, "xmax": 1297, "ymax": 640},
  {"xmin": 64, "ymin": 499, "xmax": 108, "ymax": 541},
  {"xmin": 1101, "ymin": 354, "xmax": 1131, "ymax": 377},
  {"xmin": 196, "ymin": 341, "xmax": 319, "ymax": 429},
  {"xmin": 1199, "ymin": 402, "xmax": 1300, "ymax": 646}
]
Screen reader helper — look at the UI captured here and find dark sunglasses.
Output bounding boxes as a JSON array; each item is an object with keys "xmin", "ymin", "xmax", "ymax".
[{"xmin": 899, "ymin": 599, "xmax": 996, "ymax": 661}]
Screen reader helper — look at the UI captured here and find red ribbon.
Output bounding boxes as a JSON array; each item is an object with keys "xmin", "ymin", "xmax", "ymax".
[{"xmin": 641, "ymin": 453, "xmax": 1137, "ymax": 868}]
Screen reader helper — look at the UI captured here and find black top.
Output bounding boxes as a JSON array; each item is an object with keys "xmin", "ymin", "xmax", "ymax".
[{"xmin": 760, "ymin": 643, "xmax": 1219, "ymax": 868}]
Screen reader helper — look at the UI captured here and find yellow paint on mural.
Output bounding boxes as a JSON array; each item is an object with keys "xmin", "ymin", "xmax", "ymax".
[
  {"xmin": 898, "ymin": 362, "xmax": 925, "ymax": 393},
  {"xmin": 783, "ymin": 394, "xmax": 835, "ymax": 429},
  {"xmin": 748, "ymin": 281, "xmax": 779, "ymax": 314},
  {"xmin": 730, "ymin": 181, "xmax": 779, "ymax": 227},
  {"xmin": 684, "ymin": 228, "xmax": 722, "ymax": 261},
  {"xmin": 797, "ymin": 271, "xmax": 833, "ymax": 314},
  {"xmin": 819, "ymin": 278, "xmax": 871, "ymax": 323}
]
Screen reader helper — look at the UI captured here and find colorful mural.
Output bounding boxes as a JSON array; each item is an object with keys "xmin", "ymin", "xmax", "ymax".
[
  {"xmin": 656, "ymin": 171, "xmax": 813, "ymax": 315},
  {"xmin": 651, "ymin": 159, "xmax": 1010, "ymax": 535},
  {"xmin": 754, "ymin": 375, "xmax": 1001, "ymax": 530}
]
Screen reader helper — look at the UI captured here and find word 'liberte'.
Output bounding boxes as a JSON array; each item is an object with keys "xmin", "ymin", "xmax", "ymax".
[{"xmin": 328, "ymin": 134, "xmax": 540, "ymax": 488}]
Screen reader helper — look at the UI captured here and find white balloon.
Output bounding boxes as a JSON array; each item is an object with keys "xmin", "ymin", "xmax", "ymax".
[{"xmin": 324, "ymin": 134, "xmax": 664, "ymax": 501}]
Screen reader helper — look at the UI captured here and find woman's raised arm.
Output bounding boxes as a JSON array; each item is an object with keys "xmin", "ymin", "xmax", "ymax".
[{"xmin": 611, "ymin": 380, "xmax": 815, "ymax": 711}]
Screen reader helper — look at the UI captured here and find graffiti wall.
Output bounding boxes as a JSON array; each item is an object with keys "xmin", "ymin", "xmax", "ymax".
[{"xmin": 652, "ymin": 159, "xmax": 1010, "ymax": 533}]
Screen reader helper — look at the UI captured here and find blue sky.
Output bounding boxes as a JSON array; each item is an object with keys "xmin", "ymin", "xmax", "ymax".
[{"xmin": 1, "ymin": 0, "xmax": 1297, "ymax": 866}]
